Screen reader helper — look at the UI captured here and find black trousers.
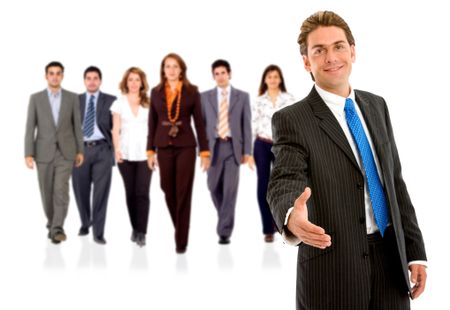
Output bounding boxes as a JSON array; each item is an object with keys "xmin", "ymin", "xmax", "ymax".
[
  {"xmin": 117, "ymin": 160, "xmax": 152, "ymax": 234},
  {"xmin": 157, "ymin": 146, "xmax": 196, "ymax": 251},
  {"xmin": 72, "ymin": 140, "xmax": 113, "ymax": 238},
  {"xmin": 367, "ymin": 226, "xmax": 410, "ymax": 310},
  {"xmin": 253, "ymin": 138, "xmax": 276, "ymax": 235}
]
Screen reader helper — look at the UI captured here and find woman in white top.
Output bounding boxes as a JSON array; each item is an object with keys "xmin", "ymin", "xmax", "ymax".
[
  {"xmin": 251, "ymin": 65, "xmax": 295, "ymax": 242},
  {"xmin": 111, "ymin": 67, "xmax": 151, "ymax": 247}
]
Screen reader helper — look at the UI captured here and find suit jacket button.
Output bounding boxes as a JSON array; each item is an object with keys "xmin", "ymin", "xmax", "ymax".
[
  {"xmin": 357, "ymin": 182, "xmax": 364, "ymax": 190},
  {"xmin": 363, "ymin": 252, "xmax": 369, "ymax": 259}
]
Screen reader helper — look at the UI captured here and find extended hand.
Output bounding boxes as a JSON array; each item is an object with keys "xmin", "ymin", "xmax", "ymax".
[
  {"xmin": 409, "ymin": 264, "xmax": 427, "ymax": 299},
  {"xmin": 287, "ymin": 187, "xmax": 331, "ymax": 249}
]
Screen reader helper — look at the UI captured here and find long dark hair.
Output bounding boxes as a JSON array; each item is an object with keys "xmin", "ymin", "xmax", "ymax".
[{"xmin": 258, "ymin": 64, "xmax": 287, "ymax": 96}]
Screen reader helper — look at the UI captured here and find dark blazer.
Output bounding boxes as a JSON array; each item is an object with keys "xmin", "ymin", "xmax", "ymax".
[
  {"xmin": 267, "ymin": 86, "xmax": 427, "ymax": 309},
  {"xmin": 201, "ymin": 87, "xmax": 252, "ymax": 165},
  {"xmin": 147, "ymin": 85, "xmax": 208, "ymax": 152},
  {"xmin": 25, "ymin": 89, "xmax": 84, "ymax": 163},
  {"xmin": 79, "ymin": 92, "xmax": 117, "ymax": 164}
]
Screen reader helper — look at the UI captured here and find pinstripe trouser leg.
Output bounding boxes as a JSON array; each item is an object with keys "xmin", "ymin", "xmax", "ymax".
[{"xmin": 368, "ymin": 227, "xmax": 410, "ymax": 310}]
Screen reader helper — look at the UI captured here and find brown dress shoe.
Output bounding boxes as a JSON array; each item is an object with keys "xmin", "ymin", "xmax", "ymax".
[{"xmin": 264, "ymin": 234, "xmax": 274, "ymax": 243}]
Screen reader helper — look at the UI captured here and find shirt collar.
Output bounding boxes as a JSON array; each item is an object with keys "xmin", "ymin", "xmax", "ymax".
[
  {"xmin": 86, "ymin": 90, "xmax": 100, "ymax": 101},
  {"xmin": 217, "ymin": 85, "xmax": 231, "ymax": 96},
  {"xmin": 314, "ymin": 84, "xmax": 355, "ymax": 117},
  {"xmin": 47, "ymin": 88, "xmax": 61, "ymax": 98}
]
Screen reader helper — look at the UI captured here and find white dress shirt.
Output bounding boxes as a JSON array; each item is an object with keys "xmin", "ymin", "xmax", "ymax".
[
  {"xmin": 282, "ymin": 85, "xmax": 426, "ymax": 267},
  {"xmin": 47, "ymin": 88, "xmax": 61, "ymax": 126},
  {"xmin": 110, "ymin": 96, "xmax": 149, "ymax": 161},
  {"xmin": 252, "ymin": 91, "xmax": 296, "ymax": 141}
]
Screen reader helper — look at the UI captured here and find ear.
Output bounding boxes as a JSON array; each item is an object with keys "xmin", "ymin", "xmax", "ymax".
[
  {"xmin": 350, "ymin": 45, "xmax": 356, "ymax": 63},
  {"xmin": 302, "ymin": 55, "xmax": 311, "ymax": 73}
]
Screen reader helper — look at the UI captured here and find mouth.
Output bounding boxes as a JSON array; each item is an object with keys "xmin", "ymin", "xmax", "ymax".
[{"xmin": 324, "ymin": 65, "xmax": 343, "ymax": 72}]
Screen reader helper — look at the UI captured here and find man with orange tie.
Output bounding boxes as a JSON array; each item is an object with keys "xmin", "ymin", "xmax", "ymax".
[{"xmin": 201, "ymin": 59, "xmax": 252, "ymax": 244}]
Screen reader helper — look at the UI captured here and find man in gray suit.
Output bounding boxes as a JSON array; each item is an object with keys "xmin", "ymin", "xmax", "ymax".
[
  {"xmin": 25, "ymin": 61, "xmax": 84, "ymax": 244},
  {"xmin": 267, "ymin": 11, "xmax": 427, "ymax": 309},
  {"xmin": 72, "ymin": 66, "xmax": 116, "ymax": 245},
  {"xmin": 201, "ymin": 59, "xmax": 252, "ymax": 244}
]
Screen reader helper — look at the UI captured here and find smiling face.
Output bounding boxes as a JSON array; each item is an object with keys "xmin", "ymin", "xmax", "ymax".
[
  {"xmin": 265, "ymin": 70, "xmax": 281, "ymax": 91},
  {"xmin": 164, "ymin": 57, "xmax": 182, "ymax": 83},
  {"xmin": 126, "ymin": 72, "xmax": 142, "ymax": 94},
  {"xmin": 303, "ymin": 26, "xmax": 355, "ymax": 97}
]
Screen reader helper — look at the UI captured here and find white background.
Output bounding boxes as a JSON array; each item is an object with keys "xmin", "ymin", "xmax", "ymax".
[{"xmin": 0, "ymin": 0, "xmax": 448, "ymax": 309}]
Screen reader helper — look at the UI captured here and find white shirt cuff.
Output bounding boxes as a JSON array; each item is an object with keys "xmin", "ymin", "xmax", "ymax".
[
  {"xmin": 281, "ymin": 207, "xmax": 301, "ymax": 246},
  {"xmin": 408, "ymin": 260, "xmax": 427, "ymax": 268}
]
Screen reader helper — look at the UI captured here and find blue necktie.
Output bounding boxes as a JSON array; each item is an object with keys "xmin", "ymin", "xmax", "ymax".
[
  {"xmin": 83, "ymin": 95, "xmax": 96, "ymax": 138},
  {"xmin": 344, "ymin": 98, "xmax": 389, "ymax": 236}
]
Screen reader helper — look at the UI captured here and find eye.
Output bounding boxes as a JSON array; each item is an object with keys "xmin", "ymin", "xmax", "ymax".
[{"xmin": 313, "ymin": 48, "xmax": 323, "ymax": 55}]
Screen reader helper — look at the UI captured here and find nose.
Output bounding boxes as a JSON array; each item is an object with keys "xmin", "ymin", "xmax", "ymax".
[{"xmin": 325, "ymin": 49, "xmax": 338, "ymax": 63}]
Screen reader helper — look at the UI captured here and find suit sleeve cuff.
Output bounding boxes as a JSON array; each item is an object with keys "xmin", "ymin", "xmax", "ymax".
[{"xmin": 199, "ymin": 151, "xmax": 210, "ymax": 158}]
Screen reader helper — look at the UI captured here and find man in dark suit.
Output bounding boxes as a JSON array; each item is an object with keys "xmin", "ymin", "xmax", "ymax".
[
  {"xmin": 201, "ymin": 59, "xmax": 252, "ymax": 244},
  {"xmin": 267, "ymin": 11, "xmax": 427, "ymax": 309},
  {"xmin": 72, "ymin": 66, "xmax": 117, "ymax": 245},
  {"xmin": 25, "ymin": 61, "xmax": 84, "ymax": 244}
]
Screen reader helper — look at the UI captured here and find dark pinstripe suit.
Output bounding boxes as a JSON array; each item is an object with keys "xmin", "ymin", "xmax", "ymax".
[{"xmin": 267, "ymin": 87, "xmax": 427, "ymax": 309}]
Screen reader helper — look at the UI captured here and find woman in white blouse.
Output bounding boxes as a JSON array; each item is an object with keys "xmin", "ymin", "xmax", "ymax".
[
  {"xmin": 251, "ymin": 65, "xmax": 295, "ymax": 242},
  {"xmin": 111, "ymin": 67, "xmax": 152, "ymax": 247}
]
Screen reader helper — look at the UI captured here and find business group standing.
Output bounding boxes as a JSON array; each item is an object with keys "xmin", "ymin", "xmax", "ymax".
[
  {"xmin": 25, "ymin": 61, "xmax": 84, "ymax": 244},
  {"xmin": 147, "ymin": 53, "xmax": 210, "ymax": 254},
  {"xmin": 201, "ymin": 59, "xmax": 252, "ymax": 245},
  {"xmin": 72, "ymin": 66, "xmax": 117, "ymax": 244},
  {"xmin": 112, "ymin": 67, "xmax": 152, "ymax": 247}
]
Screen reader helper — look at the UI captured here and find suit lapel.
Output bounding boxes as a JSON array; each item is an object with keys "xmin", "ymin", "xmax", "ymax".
[
  {"xmin": 96, "ymin": 92, "xmax": 105, "ymax": 123},
  {"xmin": 354, "ymin": 91, "xmax": 386, "ymax": 160},
  {"xmin": 79, "ymin": 93, "xmax": 86, "ymax": 124},
  {"xmin": 56, "ymin": 89, "xmax": 70, "ymax": 130},
  {"xmin": 208, "ymin": 89, "xmax": 217, "ymax": 114},
  {"xmin": 229, "ymin": 86, "xmax": 238, "ymax": 113},
  {"xmin": 308, "ymin": 87, "xmax": 360, "ymax": 170}
]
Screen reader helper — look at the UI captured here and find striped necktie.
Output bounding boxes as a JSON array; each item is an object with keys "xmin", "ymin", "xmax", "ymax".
[
  {"xmin": 344, "ymin": 98, "xmax": 390, "ymax": 236},
  {"xmin": 83, "ymin": 95, "xmax": 96, "ymax": 138},
  {"xmin": 218, "ymin": 90, "xmax": 229, "ymax": 139}
]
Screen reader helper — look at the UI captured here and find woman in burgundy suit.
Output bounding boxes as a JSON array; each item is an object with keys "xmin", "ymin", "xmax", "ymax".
[{"xmin": 147, "ymin": 53, "xmax": 210, "ymax": 254}]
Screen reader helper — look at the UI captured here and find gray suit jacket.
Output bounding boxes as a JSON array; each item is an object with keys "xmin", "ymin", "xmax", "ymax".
[
  {"xmin": 25, "ymin": 89, "xmax": 84, "ymax": 163},
  {"xmin": 267, "ymin": 86, "xmax": 427, "ymax": 309},
  {"xmin": 201, "ymin": 86, "xmax": 252, "ymax": 164}
]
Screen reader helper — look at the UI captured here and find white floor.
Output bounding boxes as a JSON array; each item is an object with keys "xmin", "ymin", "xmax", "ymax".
[{"xmin": 2, "ymin": 167, "xmax": 299, "ymax": 310}]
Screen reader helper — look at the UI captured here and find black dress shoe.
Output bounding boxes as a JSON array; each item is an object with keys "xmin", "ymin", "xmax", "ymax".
[
  {"xmin": 78, "ymin": 227, "xmax": 89, "ymax": 236},
  {"xmin": 218, "ymin": 236, "xmax": 230, "ymax": 245},
  {"xmin": 136, "ymin": 233, "xmax": 146, "ymax": 247},
  {"xmin": 93, "ymin": 236, "xmax": 107, "ymax": 245},
  {"xmin": 176, "ymin": 247, "xmax": 186, "ymax": 254},
  {"xmin": 131, "ymin": 230, "xmax": 137, "ymax": 242}
]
